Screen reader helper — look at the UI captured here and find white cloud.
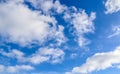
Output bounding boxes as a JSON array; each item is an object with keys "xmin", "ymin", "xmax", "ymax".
[
  {"xmin": 67, "ymin": 46, "xmax": 120, "ymax": 74},
  {"xmin": 26, "ymin": 0, "xmax": 67, "ymax": 14},
  {"xmin": 65, "ymin": 72, "xmax": 72, "ymax": 74},
  {"xmin": 26, "ymin": 0, "xmax": 96, "ymax": 47},
  {"xmin": 0, "ymin": 49, "xmax": 25, "ymax": 62},
  {"xmin": 64, "ymin": 9, "xmax": 96, "ymax": 47},
  {"xmin": 105, "ymin": 0, "xmax": 120, "ymax": 14},
  {"xmin": 35, "ymin": 71, "xmax": 64, "ymax": 74},
  {"xmin": 28, "ymin": 0, "xmax": 53, "ymax": 13},
  {"xmin": 78, "ymin": 36, "xmax": 90, "ymax": 47},
  {"xmin": 0, "ymin": 47, "xmax": 65, "ymax": 64},
  {"xmin": 7, "ymin": 65, "xmax": 34, "ymax": 73},
  {"xmin": 0, "ymin": 0, "xmax": 66, "ymax": 46},
  {"xmin": 0, "ymin": 49, "xmax": 24, "ymax": 57},
  {"xmin": 0, "ymin": 0, "xmax": 96, "ymax": 48},
  {"xmin": 0, "ymin": 65, "xmax": 34, "ymax": 73},
  {"xmin": 29, "ymin": 47, "xmax": 65, "ymax": 64},
  {"xmin": 0, "ymin": 65, "xmax": 4, "ymax": 72},
  {"xmin": 108, "ymin": 25, "xmax": 120, "ymax": 38}
]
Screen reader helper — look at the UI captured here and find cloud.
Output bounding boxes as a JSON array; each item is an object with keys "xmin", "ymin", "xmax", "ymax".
[
  {"xmin": 0, "ymin": 65, "xmax": 34, "ymax": 73},
  {"xmin": 29, "ymin": 47, "xmax": 65, "ymax": 64},
  {"xmin": 0, "ymin": 0, "xmax": 66, "ymax": 46},
  {"xmin": 28, "ymin": 0, "xmax": 96, "ymax": 47},
  {"xmin": 64, "ymin": 9, "xmax": 96, "ymax": 47},
  {"xmin": 0, "ymin": 49, "xmax": 24, "ymax": 57},
  {"xmin": 0, "ymin": 47, "xmax": 65, "ymax": 64},
  {"xmin": 0, "ymin": 49, "xmax": 25, "ymax": 62},
  {"xmin": 105, "ymin": 0, "xmax": 120, "ymax": 14},
  {"xmin": 35, "ymin": 71, "xmax": 64, "ymax": 74},
  {"xmin": 67, "ymin": 46, "xmax": 120, "ymax": 74},
  {"xmin": 26, "ymin": 0, "xmax": 67, "ymax": 14},
  {"xmin": 108, "ymin": 25, "xmax": 120, "ymax": 38},
  {"xmin": 0, "ymin": 0, "xmax": 96, "ymax": 48},
  {"xmin": 0, "ymin": 65, "xmax": 4, "ymax": 72}
]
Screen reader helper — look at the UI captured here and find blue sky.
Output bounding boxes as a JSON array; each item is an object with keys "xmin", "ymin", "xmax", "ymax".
[{"xmin": 0, "ymin": 0, "xmax": 120, "ymax": 74}]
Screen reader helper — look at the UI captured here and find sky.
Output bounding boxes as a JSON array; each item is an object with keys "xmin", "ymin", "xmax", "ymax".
[{"xmin": 0, "ymin": 0, "xmax": 120, "ymax": 74}]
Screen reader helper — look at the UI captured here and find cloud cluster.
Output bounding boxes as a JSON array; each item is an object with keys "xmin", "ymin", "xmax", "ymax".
[
  {"xmin": 0, "ymin": 0, "xmax": 96, "ymax": 73},
  {"xmin": 0, "ymin": 0, "xmax": 96, "ymax": 47},
  {"xmin": 64, "ymin": 9, "xmax": 96, "ymax": 47},
  {"xmin": 27, "ymin": 0, "xmax": 67, "ymax": 14},
  {"xmin": 0, "ymin": 47, "xmax": 65, "ymax": 65},
  {"xmin": 105, "ymin": 0, "xmax": 120, "ymax": 14},
  {"xmin": 0, "ymin": 0, "xmax": 66, "ymax": 46},
  {"xmin": 0, "ymin": 64, "xmax": 34, "ymax": 73},
  {"xmin": 27, "ymin": 0, "xmax": 96, "ymax": 47},
  {"xmin": 66, "ymin": 46, "xmax": 120, "ymax": 74}
]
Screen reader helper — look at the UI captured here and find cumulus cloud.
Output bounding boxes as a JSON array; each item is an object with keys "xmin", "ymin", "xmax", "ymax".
[
  {"xmin": 26, "ymin": 0, "xmax": 67, "ymax": 14},
  {"xmin": 105, "ymin": 0, "xmax": 120, "ymax": 14},
  {"xmin": 0, "ymin": 65, "xmax": 34, "ymax": 73},
  {"xmin": 0, "ymin": 0, "xmax": 97, "ymax": 73},
  {"xmin": 66, "ymin": 46, "xmax": 120, "ymax": 74},
  {"xmin": 64, "ymin": 9, "xmax": 96, "ymax": 47},
  {"xmin": 0, "ymin": 49, "xmax": 25, "ymax": 62},
  {"xmin": 0, "ymin": 0, "xmax": 96, "ymax": 48},
  {"xmin": 0, "ymin": 47, "xmax": 65, "ymax": 64},
  {"xmin": 29, "ymin": 47, "xmax": 65, "ymax": 64},
  {"xmin": 28, "ymin": 0, "xmax": 96, "ymax": 47},
  {"xmin": 0, "ymin": 0, "xmax": 66, "ymax": 46},
  {"xmin": 26, "ymin": 0, "xmax": 96, "ymax": 48}
]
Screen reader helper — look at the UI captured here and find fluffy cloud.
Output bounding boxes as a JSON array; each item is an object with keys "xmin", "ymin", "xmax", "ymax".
[
  {"xmin": 64, "ymin": 9, "xmax": 96, "ymax": 47},
  {"xmin": 0, "ymin": 47, "xmax": 65, "ymax": 64},
  {"xmin": 0, "ymin": 0, "xmax": 66, "ymax": 46},
  {"xmin": 0, "ymin": 49, "xmax": 25, "ymax": 62},
  {"xmin": 28, "ymin": 0, "xmax": 96, "ymax": 47},
  {"xmin": 26, "ymin": 0, "xmax": 67, "ymax": 14},
  {"xmin": 0, "ymin": 65, "xmax": 34, "ymax": 73},
  {"xmin": 29, "ymin": 47, "xmax": 65, "ymax": 64},
  {"xmin": 0, "ymin": 0, "xmax": 96, "ymax": 48},
  {"xmin": 67, "ymin": 46, "xmax": 120, "ymax": 74},
  {"xmin": 105, "ymin": 0, "xmax": 120, "ymax": 14}
]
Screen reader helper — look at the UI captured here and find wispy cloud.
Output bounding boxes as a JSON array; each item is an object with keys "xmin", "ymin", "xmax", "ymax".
[
  {"xmin": 0, "ymin": 64, "xmax": 34, "ymax": 73},
  {"xmin": 108, "ymin": 25, "xmax": 120, "ymax": 38},
  {"xmin": 0, "ymin": 47, "xmax": 65, "ymax": 65},
  {"xmin": 64, "ymin": 9, "xmax": 96, "ymax": 47}
]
